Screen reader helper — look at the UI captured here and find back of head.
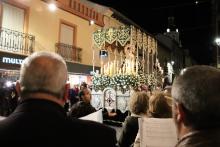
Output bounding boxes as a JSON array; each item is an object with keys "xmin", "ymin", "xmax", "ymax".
[
  {"xmin": 149, "ymin": 92, "xmax": 172, "ymax": 118},
  {"xmin": 129, "ymin": 91, "xmax": 149, "ymax": 115},
  {"xmin": 80, "ymin": 82, "xmax": 87, "ymax": 90},
  {"xmin": 19, "ymin": 51, "xmax": 67, "ymax": 99},
  {"xmin": 172, "ymin": 65, "xmax": 220, "ymax": 129}
]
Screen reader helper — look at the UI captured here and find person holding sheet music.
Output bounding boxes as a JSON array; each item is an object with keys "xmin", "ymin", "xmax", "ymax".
[
  {"xmin": 133, "ymin": 91, "xmax": 173, "ymax": 147},
  {"xmin": 118, "ymin": 91, "xmax": 149, "ymax": 147}
]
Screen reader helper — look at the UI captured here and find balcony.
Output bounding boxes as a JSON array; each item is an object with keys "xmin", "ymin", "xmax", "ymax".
[
  {"xmin": 55, "ymin": 43, "xmax": 82, "ymax": 62},
  {"xmin": 0, "ymin": 27, "xmax": 35, "ymax": 55}
]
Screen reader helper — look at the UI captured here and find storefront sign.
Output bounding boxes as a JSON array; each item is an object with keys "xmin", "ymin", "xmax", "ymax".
[
  {"xmin": 0, "ymin": 51, "xmax": 27, "ymax": 70},
  {"xmin": 2, "ymin": 57, "xmax": 24, "ymax": 65}
]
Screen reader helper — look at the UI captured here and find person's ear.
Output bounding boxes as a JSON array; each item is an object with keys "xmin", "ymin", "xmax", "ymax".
[
  {"xmin": 63, "ymin": 83, "xmax": 70, "ymax": 102},
  {"xmin": 15, "ymin": 81, "xmax": 21, "ymax": 97},
  {"xmin": 173, "ymin": 102, "xmax": 191, "ymax": 139},
  {"xmin": 175, "ymin": 103, "xmax": 186, "ymax": 124}
]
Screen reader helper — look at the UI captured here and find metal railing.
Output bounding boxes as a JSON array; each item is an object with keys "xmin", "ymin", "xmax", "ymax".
[
  {"xmin": 55, "ymin": 43, "xmax": 82, "ymax": 62},
  {"xmin": 0, "ymin": 27, "xmax": 35, "ymax": 55}
]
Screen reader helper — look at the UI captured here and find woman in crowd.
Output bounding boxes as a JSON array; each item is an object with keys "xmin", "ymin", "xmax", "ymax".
[
  {"xmin": 148, "ymin": 92, "xmax": 172, "ymax": 118},
  {"xmin": 133, "ymin": 91, "xmax": 172, "ymax": 147},
  {"xmin": 118, "ymin": 91, "xmax": 149, "ymax": 147}
]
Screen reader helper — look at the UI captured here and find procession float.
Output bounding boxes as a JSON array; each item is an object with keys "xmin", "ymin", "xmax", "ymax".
[{"xmin": 91, "ymin": 25, "xmax": 164, "ymax": 115}]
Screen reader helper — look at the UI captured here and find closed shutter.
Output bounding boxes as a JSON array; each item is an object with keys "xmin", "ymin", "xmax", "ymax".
[
  {"xmin": 60, "ymin": 23, "xmax": 74, "ymax": 45},
  {"xmin": 2, "ymin": 2, "xmax": 24, "ymax": 32},
  {"xmin": 1, "ymin": 3, "xmax": 25, "ymax": 52}
]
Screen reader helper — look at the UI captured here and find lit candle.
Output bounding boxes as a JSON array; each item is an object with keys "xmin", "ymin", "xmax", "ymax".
[
  {"xmin": 125, "ymin": 60, "xmax": 127, "ymax": 74},
  {"xmin": 123, "ymin": 65, "xmax": 125, "ymax": 75},
  {"xmin": 113, "ymin": 60, "xmax": 116, "ymax": 75},
  {"xmin": 101, "ymin": 66, "xmax": 103, "ymax": 75},
  {"xmin": 136, "ymin": 59, "xmax": 138, "ymax": 75},
  {"xmin": 110, "ymin": 62, "xmax": 113, "ymax": 76},
  {"xmin": 104, "ymin": 64, "xmax": 106, "ymax": 75},
  {"xmin": 116, "ymin": 61, "xmax": 119, "ymax": 74},
  {"xmin": 108, "ymin": 62, "xmax": 110, "ymax": 75},
  {"xmin": 147, "ymin": 52, "xmax": 149, "ymax": 74},
  {"xmin": 100, "ymin": 62, "xmax": 103, "ymax": 75},
  {"xmin": 128, "ymin": 60, "xmax": 131, "ymax": 74},
  {"xmin": 131, "ymin": 60, "xmax": 134, "ymax": 74},
  {"xmin": 126, "ymin": 60, "xmax": 129, "ymax": 74}
]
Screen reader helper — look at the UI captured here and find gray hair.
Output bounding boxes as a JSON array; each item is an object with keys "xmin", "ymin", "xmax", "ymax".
[
  {"xmin": 19, "ymin": 51, "xmax": 67, "ymax": 99},
  {"xmin": 172, "ymin": 65, "xmax": 220, "ymax": 128},
  {"xmin": 129, "ymin": 91, "xmax": 149, "ymax": 115}
]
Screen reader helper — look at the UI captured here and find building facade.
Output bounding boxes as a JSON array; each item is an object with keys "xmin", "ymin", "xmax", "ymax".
[
  {"xmin": 212, "ymin": 0, "xmax": 220, "ymax": 68},
  {"xmin": 156, "ymin": 17, "xmax": 185, "ymax": 83},
  {"xmin": 0, "ymin": 0, "xmax": 105, "ymax": 86}
]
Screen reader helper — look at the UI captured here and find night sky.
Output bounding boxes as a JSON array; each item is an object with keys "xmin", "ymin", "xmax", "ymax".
[{"xmin": 89, "ymin": 0, "xmax": 213, "ymax": 65}]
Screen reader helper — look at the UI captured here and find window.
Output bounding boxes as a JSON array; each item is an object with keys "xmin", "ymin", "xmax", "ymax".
[
  {"xmin": 1, "ymin": 2, "xmax": 25, "ymax": 32},
  {"xmin": 59, "ymin": 21, "xmax": 76, "ymax": 45},
  {"xmin": 58, "ymin": 20, "xmax": 78, "ymax": 62},
  {"xmin": 0, "ymin": 2, "xmax": 29, "ymax": 53}
]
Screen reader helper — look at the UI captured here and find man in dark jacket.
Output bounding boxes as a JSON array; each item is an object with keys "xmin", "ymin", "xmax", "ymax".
[
  {"xmin": 68, "ymin": 88, "xmax": 96, "ymax": 118},
  {"xmin": 172, "ymin": 65, "xmax": 220, "ymax": 147},
  {"xmin": 0, "ymin": 51, "xmax": 117, "ymax": 147}
]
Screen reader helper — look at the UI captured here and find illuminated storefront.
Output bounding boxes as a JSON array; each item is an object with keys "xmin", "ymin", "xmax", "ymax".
[
  {"xmin": 0, "ymin": 51, "xmax": 27, "ymax": 83},
  {"xmin": 0, "ymin": 51, "xmax": 100, "ymax": 88},
  {"xmin": 66, "ymin": 62, "xmax": 100, "ymax": 87}
]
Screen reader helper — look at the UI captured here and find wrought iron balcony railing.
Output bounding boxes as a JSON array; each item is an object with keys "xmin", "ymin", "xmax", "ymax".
[
  {"xmin": 55, "ymin": 43, "xmax": 82, "ymax": 62},
  {"xmin": 0, "ymin": 27, "xmax": 35, "ymax": 54}
]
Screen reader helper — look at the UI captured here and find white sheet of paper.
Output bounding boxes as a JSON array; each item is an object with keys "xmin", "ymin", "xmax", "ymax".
[
  {"xmin": 0, "ymin": 116, "xmax": 5, "ymax": 121},
  {"xmin": 139, "ymin": 117, "xmax": 177, "ymax": 147},
  {"xmin": 79, "ymin": 109, "xmax": 103, "ymax": 123}
]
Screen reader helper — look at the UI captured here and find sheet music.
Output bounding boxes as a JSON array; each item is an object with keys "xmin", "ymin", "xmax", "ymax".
[
  {"xmin": 139, "ymin": 117, "xmax": 177, "ymax": 147},
  {"xmin": 0, "ymin": 116, "xmax": 5, "ymax": 121},
  {"xmin": 79, "ymin": 109, "xmax": 103, "ymax": 123}
]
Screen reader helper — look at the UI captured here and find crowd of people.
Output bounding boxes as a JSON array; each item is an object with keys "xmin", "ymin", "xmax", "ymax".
[
  {"xmin": 0, "ymin": 51, "xmax": 220, "ymax": 147},
  {"xmin": 0, "ymin": 82, "xmax": 18, "ymax": 116},
  {"xmin": 0, "ymin": 52, "xmax": 116, "ymax": 146},
  {"xmin": 118, "ymin": 90, "xmax": 173, "ymax": 147}
]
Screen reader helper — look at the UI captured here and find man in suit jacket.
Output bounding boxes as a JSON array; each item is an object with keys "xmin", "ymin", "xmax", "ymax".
[{"xmin": 0, "ymin": 51, "xmax": 117, "ymax": 147}]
